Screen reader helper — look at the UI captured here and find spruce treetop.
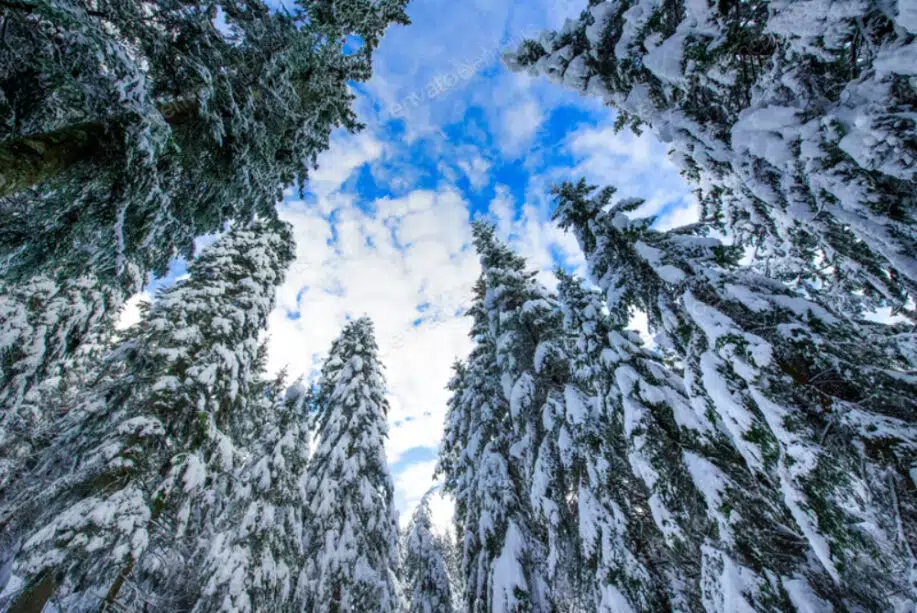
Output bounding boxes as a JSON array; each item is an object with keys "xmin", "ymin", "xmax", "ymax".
[
  {"xmin": 300, "ymin": 315, "xmax": 401, "ymax": 613},
  {"xmin": 403, "ymin": 490, "xmax": 455, "ymax": 613}
]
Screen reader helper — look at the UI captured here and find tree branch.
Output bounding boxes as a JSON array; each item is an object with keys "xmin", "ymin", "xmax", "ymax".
[{"xmin": 0, "ymin": 1, "xmax": 36, "ymax": 13}]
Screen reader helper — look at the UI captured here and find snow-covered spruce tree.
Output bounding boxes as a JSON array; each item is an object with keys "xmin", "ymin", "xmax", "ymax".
[
  {"xmin": 470, "ymin": 222, "xmax": 586, "ymax": 610},
  {"xmin": 437, "ymin": 276, "xmax": 552, "ymax": 613},
  {"xmin": 0, "ymin": 220, "xmax": 294, "ymax": 613},
  {"xmin": 299, "ymin": 317, "xmax": 402, "ymax": 613},
  {"xmin": 553, "ymin": 179, "xmax": 917, "ymax": 611},
  {"xmin": 115, "ymin": 371, "xmax": 309, "ymax": 613},
  {"xmin": 555, "ymin": 270, "xmax": 703, "ymax": 612},
  {"xmin": 0, "ymin": 0, "xmax": 408, "ymax": 291},
  {"xmin": 507, "ymin": 1, "xmax": 917, "ymax": 315},
  {"xmin": 0, "ymin": 0, "xmax": 409, "ymax": 492},
  {"xmin": 403, "ymin": 490, "xmax": 454, "ymax": 613},
  {"xmin": 187, "ymin": 374, "xmax": 311, "ymax": 613},
  {"xmin": 0, "ymin": 274, "xmax": 120, "ymax": 492}
]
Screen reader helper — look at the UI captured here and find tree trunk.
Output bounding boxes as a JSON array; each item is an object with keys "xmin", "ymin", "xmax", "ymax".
[
  {"xmin": 6, "ymin": 557, "xmax": 135, "ymax": 613},
  {"xmin": 0, "ymin": 98, "xmax": 199, "ymax": 199},
  {"xmin": 94, "ymin": 487, "xmax": 172, "ymax": 612},
  {"xmin": 6, "ymin": 572, "xmax": 56, "ymax": 613},
  {"xmin": 97, "ymin": 558, "xmax": 135, "ymax": 613}
]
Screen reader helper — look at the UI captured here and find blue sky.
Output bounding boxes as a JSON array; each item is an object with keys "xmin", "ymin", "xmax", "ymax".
[{"xmin": 123, "ymin": 0, "xmax": 697, "ymax": 528}]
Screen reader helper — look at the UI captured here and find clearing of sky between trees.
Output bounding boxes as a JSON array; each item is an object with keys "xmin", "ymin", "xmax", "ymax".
[{"xmin": 0, "ymin": 0, "xmax": 915, "ymax": 612}]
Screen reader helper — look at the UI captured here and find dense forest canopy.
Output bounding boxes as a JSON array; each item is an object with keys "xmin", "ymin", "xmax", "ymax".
[{"xmin": 0, "ymin": 1, "xmax": 915, "ymax": 612}]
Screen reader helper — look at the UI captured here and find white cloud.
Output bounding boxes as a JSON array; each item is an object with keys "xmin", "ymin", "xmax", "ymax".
[
  {"xmin": 426, "ymin": 490, "xmax": 457, "ymax": 539},
  {"xmin": 394, "ymin": 460, "xmax": 439, "ymax": 525},
  {"xmin": 564, "ymin": 123, "xmax": 691, "ymax": 220},
  {"xmin": 457, "ymin": 154, "xmax": 492, "ymax": 190},
  {"xmin": 309, "ymin": 131, "xmax": 385, "ymax": 203},
  {"xmin": 266, "ymin": 127, "xmax": 604, "ymax": 521},
  {"xmin": 268, "ymin": 148, "xmax": 480, "ymax": 469},
  {"xmin": 487, "ymin": 185, "xmax": 586, "ymax": 288},
  {"xmin": 654, "ymin": 196, "xmax": 700, "ymax": 231},
  {"xmin": 501, "ymin": 99, "xmax": 544, "ymax": 156},
  {"xmin": 393, "ymin": 463, "xmax": 455, "ymax": 540}
]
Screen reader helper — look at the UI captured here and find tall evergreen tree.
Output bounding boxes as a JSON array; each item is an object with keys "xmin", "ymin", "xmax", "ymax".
[
  {"xmin": 299, "ymin": 316, "xmax": 402, "ymax": 613},
  {"xmin": 0, "ymin": 220, "xmax": 294, "ymax": 612},
  {"xmin": 437, "ymin": 275, "xmax": 552, "ymax": 613},
  {"xmin": 188, "ymin": 375, "xmax": 311, "ymax": 613},
  {"xmin": 0, "ymin": 0, "xmax": 409, "ymax": 292},
  {"xmin": 506, "ymin": 0, "xmax": 917, "ymax": 316},
  {"xmin": 555, "ymin": 270, "xmax": 696, "ymax": 613},
  {"xmin": 553, "ymin": 179, "xmax": 917, "ymax": 611},
  {"xmin": 403, "ymin": 490, "xmax": 455, "ymax": 613},
  {"xmin": 470, "ymin": 222, "xmax": 583, "ymax": 610}
]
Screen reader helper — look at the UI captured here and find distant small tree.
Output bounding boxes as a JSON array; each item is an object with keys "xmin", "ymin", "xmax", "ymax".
[{"xmin": 403, "ymin": 491, "xmax": 454, "ymax": 613}]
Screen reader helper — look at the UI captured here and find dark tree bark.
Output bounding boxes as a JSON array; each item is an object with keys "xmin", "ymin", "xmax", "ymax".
[
  {"xmin": 6, "ymin": 572, "xmax": 56, "ymax": 613},
  {"xmin": 0, "ymin": 97, "xmax": 199, "ymax": 199}
]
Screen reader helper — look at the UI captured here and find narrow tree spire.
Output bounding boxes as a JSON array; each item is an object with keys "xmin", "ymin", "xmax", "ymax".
[
  {"xmin": 300, "ymin": 317, "xmax": 402, "ymax": 613},
  {"xmin": 470, "ymin": 221, "xmax": 586, "ymax": 607},
  {"xmin": 403, "ymin": 490, "xmax": 455, "ymax": 613}
]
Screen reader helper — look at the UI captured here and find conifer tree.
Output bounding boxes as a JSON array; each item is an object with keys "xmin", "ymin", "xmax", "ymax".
[
  {"xmin": 403, "ymin": 490, "xmax": 454, "ymax": 613},
  {"xmin": 299, "ymin": 317, "xmax": 402, "ymax": 613},
  {"xmin": 553, "ymin": 178, "xmax": 917, "ymax": 611},
  {"xmin": 437, "ymin": 276, "xmax": 552, "ymax": 613},
  {"xmin": 0, "ymin": 0, "xmax": 409, "ymax": 290},
  {"xmin": 555, "ymin": 270, "xmax": 697, "ymax": 613},
  {"xmin": 507, "ymin": 1, "xmax": 917, "ymax": 315},
  {"xmin": 0, "ymin": 219, "xmax": 294, "ymax": 612},
  {"xmin": 188, "ymin": 375, "xmax": 311, "ymax": 613},
  {"xmin": 470, "ymin": 222, "xmax": 583, "ymax": 609}
]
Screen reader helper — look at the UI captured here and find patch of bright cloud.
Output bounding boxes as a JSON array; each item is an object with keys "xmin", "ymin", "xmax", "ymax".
[
  {"xmin": 266, "ymin": 170, "xmax": 480, "ymax": 469},
  {"xmin": 565, "ymin": 124, "xmax": 691, "ymax": 220}
]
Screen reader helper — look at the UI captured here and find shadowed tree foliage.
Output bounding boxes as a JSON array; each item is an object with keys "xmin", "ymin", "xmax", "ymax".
[
  {"xmin": 553, "ymin": 178, "xmax": 917, "ymax": 611},
  {"xmin": 0, "ymin": 0, "xmax": 408, "ymax": 288}
]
